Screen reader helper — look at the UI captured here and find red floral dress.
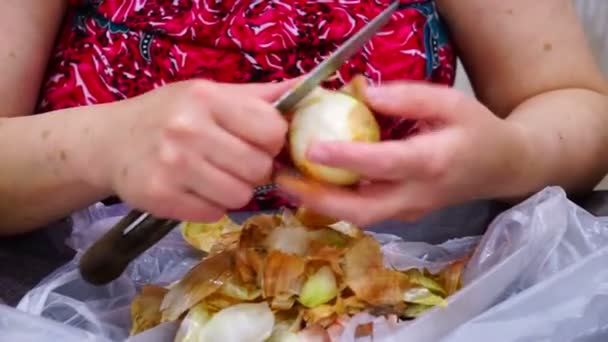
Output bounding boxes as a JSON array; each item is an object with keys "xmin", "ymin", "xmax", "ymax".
[{"xmin": 37, "ymin": 0, "xmax": 456, "ymax": 211}]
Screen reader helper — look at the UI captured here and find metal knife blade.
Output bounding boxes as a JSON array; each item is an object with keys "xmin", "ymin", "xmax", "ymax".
[
  {"xmin": 273, "ymin": 0, "xmax": 399, "ymax": 114},
  {"xmin": 78, "ymin": 1, "xmax": 399, "ymax": 286}
]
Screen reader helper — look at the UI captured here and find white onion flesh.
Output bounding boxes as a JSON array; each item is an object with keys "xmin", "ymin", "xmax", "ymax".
[
  {"xmin": 289, "ymin": 87, "xmax": 380, "ymax": 185},
  {"xmin": 265, "ymin": 226, "xmax": 312, "ymax": 256},
  {"xmin": 175, "ymin": 302, "xmax": 275, "ymax": 342}
]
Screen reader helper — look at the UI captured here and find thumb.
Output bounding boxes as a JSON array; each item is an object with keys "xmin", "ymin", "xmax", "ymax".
[{"xmin": 365, "ymin": 81, "xmax": 462, "ymax": 122}]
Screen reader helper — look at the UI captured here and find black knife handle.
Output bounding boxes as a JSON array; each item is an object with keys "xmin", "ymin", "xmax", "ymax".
[{"xmin": 79, "ymin": 209, "xmax": 180, "ymax": 285}]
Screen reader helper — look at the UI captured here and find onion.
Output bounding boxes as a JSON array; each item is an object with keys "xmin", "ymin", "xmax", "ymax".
[
  {"xmin": 173, "ymin": 303, "xmax": 211, "ymax": 342},
  {"xmin": 289, "ymin": 82, "xmax": 380, "ymax": 186},
  {"xmin": 175, "ymin": 302, "xmax": 275, "ymax": 342}
]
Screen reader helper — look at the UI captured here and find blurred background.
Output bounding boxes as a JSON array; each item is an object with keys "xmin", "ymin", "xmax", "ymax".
[{"xmin": 453, "ymin": 0, "xmax": 608, "ymax": 189}]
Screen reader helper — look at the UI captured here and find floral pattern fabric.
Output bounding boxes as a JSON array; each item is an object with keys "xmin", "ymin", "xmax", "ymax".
[{"xmin": 37, "ymin": 0, "xmax": 456, "ymax": 211}]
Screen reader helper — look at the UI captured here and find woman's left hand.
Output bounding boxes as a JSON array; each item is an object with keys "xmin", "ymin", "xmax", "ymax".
[{"xmin": 277, "ymin": 81, "xmax": 531, "ymax": 227}]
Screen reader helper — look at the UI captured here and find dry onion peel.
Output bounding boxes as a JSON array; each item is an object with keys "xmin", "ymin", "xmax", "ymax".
[
  {"xmin": 132, "ymin": 210, "xmax": 469, "ymax": 338},
  {"xmin": 130, "ymin": 285, "xmax": 168, "ymax": 336},
  {"xmin": 160, "ymin": 251, "xmax": 234, "ymax": 322},
  {"xmin": 262, "ymin": 250, "xmax": 307, "ymax": 299}
]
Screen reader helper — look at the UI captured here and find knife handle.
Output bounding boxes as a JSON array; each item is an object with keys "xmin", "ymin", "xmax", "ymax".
[{"xmin": 79, "ymin": 209, "xmax": 180, "ymax": 285}]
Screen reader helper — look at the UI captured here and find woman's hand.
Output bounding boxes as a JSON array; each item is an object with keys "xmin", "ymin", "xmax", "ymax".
[
  {"xmin": 81, "ymin": 79, "xmax": 294, "ymax": 222},
  {"xmin": 277, "ymin": 81, "xmax": 529, "ymax": 227}
]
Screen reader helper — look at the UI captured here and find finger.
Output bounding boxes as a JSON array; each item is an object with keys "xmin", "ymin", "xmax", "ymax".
[
  {"xmin": 211, "ymin": 96, "xmax": 288, "ymax": 155},
  {"xmin": 306, "ymin": 139, "xmax": 435, "ymax": 181},
  {"xmin": 144, "ymin": 184, "xmax": 225, "ymax": 222},
  {"xmin": 182, "ymin": 155, "xmax": 255, "ymax": 210},
  {"xmin": 276, "ymin": 174, "xmax": 404, "ymax": 227},
  {"xmin": 394, "ymin": 210, "xmax": 429, "ymax": 222},
  {"xmin": 365, "ymin": 81, "xmax": 465, "ymax": 122},
  {"xmin": 198, "ymin": 126, "xmax": 274, "ymax": 184},
  {"xmin": 162, "ymin": 191, "xmax": 226, "ymax": 222}
]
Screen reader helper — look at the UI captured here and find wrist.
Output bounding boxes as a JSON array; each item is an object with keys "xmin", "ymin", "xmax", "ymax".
[{"xmin": 63, "ymin": 102, "xmax": 122, "ymax": 195}]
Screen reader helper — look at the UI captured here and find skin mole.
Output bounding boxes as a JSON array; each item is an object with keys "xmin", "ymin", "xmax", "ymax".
[
  {"xmin": 544, "ymin": 42, "xmax": 553, "ymax": 52},
  {"xmin": 41, "ymin": 130, "xmax": 51, "ymax": 140},
  {"xmin": 59, "ymin": 150, "xmax": 68, "ymax": 161}
]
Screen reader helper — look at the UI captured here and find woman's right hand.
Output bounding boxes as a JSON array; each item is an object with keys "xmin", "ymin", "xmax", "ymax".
[{"xmin": 81, "ymin": 79, "xmax": 293, "ymax": 222}]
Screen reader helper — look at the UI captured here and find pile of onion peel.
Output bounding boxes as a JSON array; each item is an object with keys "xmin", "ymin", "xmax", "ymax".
[{"xmin": 130, "ymin": 209, "xmax": 470, "ymax": 341}]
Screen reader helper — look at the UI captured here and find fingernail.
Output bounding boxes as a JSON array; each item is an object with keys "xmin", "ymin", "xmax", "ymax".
[{"xmin": 307, "ymin": 144, "xmax": 330, "ymax": 163}]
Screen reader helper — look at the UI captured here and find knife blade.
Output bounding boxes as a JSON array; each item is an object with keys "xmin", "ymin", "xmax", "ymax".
[
  {"xmin": 78, "ymin": 1, "xmax": 399, "ymax": 286},
  {"xmin": 273, "ymin": 0, "xmax": 399, "ymax": 113}
]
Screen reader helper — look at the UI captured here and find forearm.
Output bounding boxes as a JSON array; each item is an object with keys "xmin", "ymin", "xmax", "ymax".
[
  {"xmin": 0, "ymin": 106, "xmax": 114, "ymax": 234},
  {"xmin": 507, "ymin": 88, "xmax": 608, "ymax": 196}
]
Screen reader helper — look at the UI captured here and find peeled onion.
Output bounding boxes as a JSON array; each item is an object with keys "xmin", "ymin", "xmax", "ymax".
[{"xmin": 289, "ymin": 81, "xmax": 380, "ymax": 186}]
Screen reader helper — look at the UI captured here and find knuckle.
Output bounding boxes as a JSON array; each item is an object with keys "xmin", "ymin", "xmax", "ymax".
[
  {"xmin": 273, "ymin": 117, "xmax": 289, "ymax": 137},
  {"xmin": 145, "ymin": 175, "xmax": 171, "ymax": 203},
  {"xmin": 251, "ymin": 103, "xmax": 287, "ymax": 144},
  {"xmin": 164, "ymin": 112, "xmax": 197, "ymax": 136},
  {"xmin": 158, "ymin": 141, "xmax": 187, "ymax": 168},
  {"xmin": 183, "ymin": 79, "xmax": 212, "ymax": 99},
  {"xmin": 417, "ymin": 142, "xmax": 450, "ymax": 179}
]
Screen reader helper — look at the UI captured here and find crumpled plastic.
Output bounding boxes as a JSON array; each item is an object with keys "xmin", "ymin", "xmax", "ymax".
[{"xmin": 4, "ymin": 186, "xmax": 608, "ymax": 342}]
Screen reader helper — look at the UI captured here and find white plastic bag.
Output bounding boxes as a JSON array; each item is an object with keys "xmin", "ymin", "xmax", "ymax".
[
  {"xmin": 0, "ymin": 304, "xmax": 113, "ymax": 342},
  {"xmin": 12, "ymin": 186, "xmax": 608, "ymax": 341},
  {"xmin": 16, "ymin": 203, "xmax": 202, "ymax": 341},
  {"xmin": 355, "ymin": 186, "xmax": 608, "ymax": 342},
  {"xmin": 444, "ymin": 246, "xmax": 608, "ymax": 341}
]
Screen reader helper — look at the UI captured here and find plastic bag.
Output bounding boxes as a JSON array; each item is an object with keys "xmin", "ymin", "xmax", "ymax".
[
  {"xmin": 0, "ymin": 304, "xmax": 112, "ymax": 342},
  {"xmin": 338, "ymin": 186, "xmax": 608, "ymax": 342},
  {"xmin": 16, "ymin": 202, "xmax": 202, "ymax": 341},
  {"xmin": 13, "ymin": 186, "xmax": 608, "ymax": 341},
  {"xmin": 14, "ymin": 203, "xmax": 479, "ymax": 341},
  {"xmin": 444, "ymin": 246, "xmax": 608, "ymax": 341}
]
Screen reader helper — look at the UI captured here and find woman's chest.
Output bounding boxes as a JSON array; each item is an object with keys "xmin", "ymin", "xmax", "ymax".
[
  {"xmin": 40, "ymin": 0, "xmax": 455, "ymax": 116},
  {"xmin": 81, "ymin": 0, "xmax": 430, "ymax": 50}
]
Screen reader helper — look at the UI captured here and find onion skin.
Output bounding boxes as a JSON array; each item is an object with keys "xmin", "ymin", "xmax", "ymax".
[{"xmin": 288, "ymin": 87, "xmax": 380, "ymax": 186}]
